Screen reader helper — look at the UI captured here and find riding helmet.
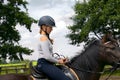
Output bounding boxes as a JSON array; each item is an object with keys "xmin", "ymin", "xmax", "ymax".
[{"xmin": 38, "ymin": 16, "xmax": 56, "ymax": 27}]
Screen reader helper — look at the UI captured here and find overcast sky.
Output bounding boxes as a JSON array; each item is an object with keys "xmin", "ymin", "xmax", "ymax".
[{"xmin": 17, "ymin": 0, "xmax": 84, "ymax": 60}]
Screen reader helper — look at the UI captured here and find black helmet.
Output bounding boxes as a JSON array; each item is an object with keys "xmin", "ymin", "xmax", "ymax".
[{"xmin": 38, "ymin": 16, "xmax": 56, "ymax": 27}]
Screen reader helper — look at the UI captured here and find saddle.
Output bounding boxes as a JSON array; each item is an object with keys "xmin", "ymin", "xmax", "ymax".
[{"xmin": 31, "ymin": 65, "xmax": 79, "ymax": 80}]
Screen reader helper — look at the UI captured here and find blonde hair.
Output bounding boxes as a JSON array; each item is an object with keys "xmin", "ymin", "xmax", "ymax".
[
  {"xmin": 40, "ymin": 27, "xmax": 42, "ymax": 34},
  {"xmin": 39, "ymin": 25, "xmax": 54, "ymax": 44},
  {"xmin": 39, "ymin": 25, "xmax": 46, "ymax": 34}
]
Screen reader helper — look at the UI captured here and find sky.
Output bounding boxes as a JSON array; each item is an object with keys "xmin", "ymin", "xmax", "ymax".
[{"xmin": 17, "ymin": 0, "xmax": 85, "ymax": 60}]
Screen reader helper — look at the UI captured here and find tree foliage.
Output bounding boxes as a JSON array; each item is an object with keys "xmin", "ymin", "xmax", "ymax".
[
  {"xmin": 0, "ymin": 0, "xmax": 36, "ymax": 62},
  {"xmin": 67, "ymin": 0, "xmax": 120, "ymax": 45}
]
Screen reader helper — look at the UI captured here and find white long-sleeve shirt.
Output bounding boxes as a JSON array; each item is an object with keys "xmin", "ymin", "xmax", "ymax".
[{"xmin": 38, "ymin": 35, "xmax": 59, "ymax": 63}]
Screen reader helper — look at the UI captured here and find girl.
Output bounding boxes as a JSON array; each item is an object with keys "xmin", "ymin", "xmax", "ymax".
[{"xmin": 37, "ymin": 15, "xmax": 70, "ymax": 80}]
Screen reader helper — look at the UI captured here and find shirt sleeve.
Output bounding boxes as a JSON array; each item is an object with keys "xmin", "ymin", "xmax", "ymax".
[{"xmin": 40, "ymin": 40, "xmax": 59, "ymax": 63}]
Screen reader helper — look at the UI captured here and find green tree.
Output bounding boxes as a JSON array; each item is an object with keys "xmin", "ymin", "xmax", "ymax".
[
  {"xmin": 67, "ymin": 0, "xmax": 120, "ymax": 45},
  {"xmin": 0, "ymin": 0, "xmax": 36, "ymax": 62}
]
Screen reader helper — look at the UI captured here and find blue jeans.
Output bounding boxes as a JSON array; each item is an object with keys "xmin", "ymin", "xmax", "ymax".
[{"xmin": 37, "ymin": 58, "xmax": 70, "ymax": 80}]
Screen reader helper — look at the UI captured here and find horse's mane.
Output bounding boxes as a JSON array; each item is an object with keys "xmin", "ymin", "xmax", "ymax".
[
  {"xmin": 69, "ymin": 39, "xmax": 100, "ymax": 64},
  {"xmin": 83, "ymin": 39, "xmax": 100, "ymax": 52}
]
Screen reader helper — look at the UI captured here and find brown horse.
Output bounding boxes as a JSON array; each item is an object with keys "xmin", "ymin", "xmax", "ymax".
[
  {"xmin": 0, "ymin": 40, "xmax": 120, "ymax": 80},
  {"xmin": 0, "ymin": 74, "xmax": 34, "ymax": 80},
  {"xmin": 66, "ymin": 40, "xmax": 120, "ymax": 80}
]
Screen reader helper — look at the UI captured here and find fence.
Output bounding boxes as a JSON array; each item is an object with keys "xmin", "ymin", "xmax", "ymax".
[{"xmin": 0, "ymin": 64, "xmax": 29, "ymax": 75}]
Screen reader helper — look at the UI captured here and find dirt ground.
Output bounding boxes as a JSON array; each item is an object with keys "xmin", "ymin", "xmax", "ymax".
[{"xmin": 100, "ymin": 76, "xmax": 120, "ymax": 80}]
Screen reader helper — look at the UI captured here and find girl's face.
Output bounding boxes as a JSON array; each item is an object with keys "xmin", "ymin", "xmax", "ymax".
[
  {"xmin": 46, "ymin": 26, "xmax": 53, "ymax": 34},
  {"xmin": 41, "ymin": 25, "xmax": 53, "ymax": 34}
]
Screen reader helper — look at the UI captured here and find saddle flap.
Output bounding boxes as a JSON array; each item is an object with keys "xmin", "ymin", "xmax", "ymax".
[{"xmin": 31, "ymin": 66, "xmax": 47, "ymax": 79}]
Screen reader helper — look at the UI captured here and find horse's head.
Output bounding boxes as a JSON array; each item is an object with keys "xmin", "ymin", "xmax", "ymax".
[{"xmin": 101, "ymin": 41, "xmax": 120, "ymax": 66}]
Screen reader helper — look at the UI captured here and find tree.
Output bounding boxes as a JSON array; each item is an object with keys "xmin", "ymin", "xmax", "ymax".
[
  {"xmin": 67, "ymin": 0, "xmax": 120, "ymax": 45},
  {"xmin": 0, "ymin": 0, "xmax": 36, "ymax": 62}
]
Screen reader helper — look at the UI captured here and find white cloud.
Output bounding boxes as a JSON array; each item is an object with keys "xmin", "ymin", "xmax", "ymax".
[{"xmin": 27, "ymin": 0, "xmax": 75, "ymax": 19}]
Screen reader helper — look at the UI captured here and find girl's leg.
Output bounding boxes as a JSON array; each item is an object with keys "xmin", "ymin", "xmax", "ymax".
[{"xmin": 37, "ymin": 58, "xmax": 70, "ymax": 80}]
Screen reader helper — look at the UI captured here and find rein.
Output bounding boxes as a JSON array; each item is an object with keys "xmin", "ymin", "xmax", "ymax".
[{"xmin": 71, "ymin": 66, "xmax": 104, "ymax": 74}]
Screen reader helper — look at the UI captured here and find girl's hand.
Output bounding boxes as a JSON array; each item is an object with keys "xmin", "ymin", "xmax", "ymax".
[
  {"xmin": 58, "ymin": 58, "xmax": 68, "ymax": 64},
  {"xmin": 58, "ymin": 59, "xmax": 64, "ymax": 64}
]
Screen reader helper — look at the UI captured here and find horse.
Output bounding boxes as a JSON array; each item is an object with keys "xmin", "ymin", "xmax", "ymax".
[
  {"xmin": 66, "ymin": 40, "xmax": 120, "ymax": 80},
  {"xmin": 0, "ymin": 39, "xmax": 120, "ymax": 80}
]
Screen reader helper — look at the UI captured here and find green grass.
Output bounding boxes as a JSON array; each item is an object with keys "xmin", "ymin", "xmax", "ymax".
[
  {"xmin": 102, "ymin": 70, "xmax": 120, "ymax": 76},
  {"xmin": 102, "ymin": 65, "xmax": 120, "ymax": 76},
  {"xmin": 31, "ymin": 60, "xmax": 37, "ymax": 66}
]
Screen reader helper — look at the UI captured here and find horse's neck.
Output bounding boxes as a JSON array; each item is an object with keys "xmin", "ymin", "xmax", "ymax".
[
  {"xmin": 68, "ymin": 46, "xmax": 105, "ymax": 80},
  {"xmin": 70, "ymin": 55, "xmax": 105, "ymax": 80}
]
